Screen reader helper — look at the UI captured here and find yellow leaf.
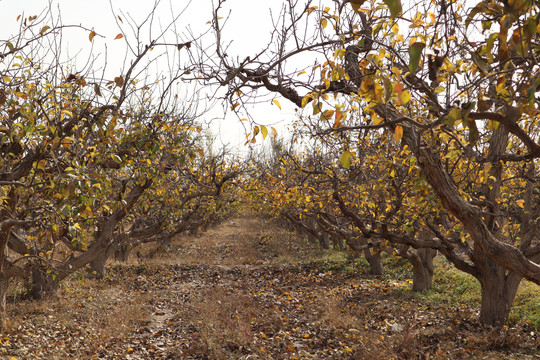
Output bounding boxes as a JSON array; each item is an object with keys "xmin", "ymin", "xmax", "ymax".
[
  {"xmin": 62, "ymin": 109, "xmax": 73, "ymax": 117},
  {"xmin": 340, "ymin": 151, "xmax": 352, "ymax": 168},
  {"xmin": 312, "ymin": 102, "xmax": 321, "ymax": 115},
  {"xmin": 89, "ymin": 31, "xmax": 96, "ymax": 42},
  {"xmin": 40, "ymin": 25, "xmax": 50, "ymax": 36},
  {"xmin": 372, "ymin": 115, "xmax": 384, "ymax": 125},
  {"xmin": 260, "ymin": 125, "xmax": 268, "ymax": 139},
  {"xmin": 301, "ymin": 94, "xmax": 312, "ymax": 108},
  {"xmin": 516, "ymin": 199, "xmax": 525, "ymax": 208},
  {"xmin": 272, "ymin": 99, "xmax": 281, "ymax": 109},
  {"xmin": 394, "ymin": 125, "xmax": 403, "ymax": 142},
  {"xmin": 323, "ymin": 110, "xmax": 335, "ymax": 120},
  {"xmin": 444, "ymin": 108, "xmax": 462, "ymax": 127},
  {"xmin": 399, "ymin": 90, "xmax": 411, "ymax": 105},
  {"xmin": 271, "ymin": 126, "xmax": 277, "ymax": 137},
  {"xmin": 320, "ymin": 18, "xmax": 328, "ymax": 29},
  {"xmin": 36, "ymin": 160, "xmax": 46, "ymax": 171}
]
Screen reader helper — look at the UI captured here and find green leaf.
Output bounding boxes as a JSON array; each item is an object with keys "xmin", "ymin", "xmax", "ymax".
[
  {"xmin": 111, "ymin": 154, "xmax": 122, "ymax": 163},
  {"xmin": 340, "ymin": 151, "xmax": 352, "ymax": 168},
  {"xmin": 383, "ymin": 0, "xmax": 402, "ymax": 19},
  {"xmin": 444, "ymin": 108, "xmax": 462, "ymax": 127},
  {"xmin": 463, "ymin": 118, "xmax": 479, "ymax": 143},
  {"xmin": 471, "ymin": 52, "xmax": 488, "ymax": 74},
  {"xmin": 524, "ymin": 17, "xmax": 537, "ymax": 39},
  {"xmin": 527, "ymin": 86, "xmax": 536, "ymax": 104},
  {"xmin": 465, "ymin": 1, "xmax": 489, "ymax": 29},
  {"xmin": 461, "ymin": 101, "xmax": 475, "ymax": 121},
  {"xmin": 408, "ymin": 42, "xmax": 425, "ymax": 73},
  {"xmin": 349, "ymin": 0, "xmax": 366, "ymax": 12},
  {"xmin": 312, "ymin": 101, "xmax": 322, "ymax": 115}
]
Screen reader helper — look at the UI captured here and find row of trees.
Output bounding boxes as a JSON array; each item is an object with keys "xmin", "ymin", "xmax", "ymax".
[
  {"xmin": 1, "ymin": 0, "xmax": 538, "ymax": 330},
  {"xmin": 193, "ymin": 0, "xmax": 540, "ymax": 326},
  {"xmin": 0, "ymin": 7, "xmax": 242, "ymax": 327}
]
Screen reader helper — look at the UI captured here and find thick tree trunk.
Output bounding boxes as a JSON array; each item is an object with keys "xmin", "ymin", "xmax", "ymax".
[
  {"xmin": 115, "ymin": 242, "xmax": 133, "ymax": 263},
  {"xmin": 88, "ymin": 245, "xmax": 114, "ymax": 279},
  {"xmin": 0, "ymin": 272, "xmax": 8, "ymax": 330},
  {"xmin": 478, "ymin": 269, "xmax": 521, "ymax": 326},
  {"xmin": 319, "ymin": 232, "xmax": 330, "ymax": 249},
  {"xmin": 53, "ymin": 179, "xmax": 152, "ymax": 283},
  {"xmin": 364, "ymin": 247, "xmax": 383, "ymax": 275},
  {"xmin": 31, "ymin": 265, "xmax": 59, "ymax": 299},
  {"xmin": 411, "ymin": 248, "xmax": 437, "ymax": 292}
]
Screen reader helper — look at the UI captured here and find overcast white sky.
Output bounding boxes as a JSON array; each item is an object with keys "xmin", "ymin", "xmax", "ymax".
[{"xmin": 0, "ymin": 0, "xmax": 297, "ymax": 154}]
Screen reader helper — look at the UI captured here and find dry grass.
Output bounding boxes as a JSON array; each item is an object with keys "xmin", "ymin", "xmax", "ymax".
[
  {"xmin": 135, "ymin": 216, "xmax": 325, "ymax": 268},
  {"xmin": 318, "ymin": 294, "xmax": 361, "ymax": 330},
  {"xmin": 3, "ymin": 216, "xmax": 538, "ymax": 359},
  {"xmin": 184, "ymin": 286, "xmax": 259, "ymax": 359},
  {"xmin": 4, "ymin": 276, "xmax": 152, "ymax": 357}
]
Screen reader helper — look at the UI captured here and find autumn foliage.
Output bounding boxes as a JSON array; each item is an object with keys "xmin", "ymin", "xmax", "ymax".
[
  {"xmin": 195, "ymin": 0, "xmax": 540, "ymax": 327},
  {"xmin": 0, "ymin": 0, "xmax": 539, "ymax": 339}
]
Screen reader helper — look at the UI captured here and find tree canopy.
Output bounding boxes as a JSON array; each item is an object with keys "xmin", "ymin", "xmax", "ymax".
[{"xmin": 193, "ymin": 0, "xmax": 540, "ymax": 326}]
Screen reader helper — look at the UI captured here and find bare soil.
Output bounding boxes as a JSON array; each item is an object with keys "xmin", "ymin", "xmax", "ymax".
[{"xmin": 1, "ymin": 216, "xmax": 539, "ymax": 359}]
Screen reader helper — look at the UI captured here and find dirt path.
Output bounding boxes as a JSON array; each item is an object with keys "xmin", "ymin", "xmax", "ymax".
[{"xmin": 2, "ymin": 217, "xmax": 539, "ymax": 359}]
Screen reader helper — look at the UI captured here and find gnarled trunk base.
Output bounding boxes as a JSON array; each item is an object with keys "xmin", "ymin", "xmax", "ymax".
[
  {"xmin": 364, "ymin": 247, "xmax": 382, "ymax": 275},
  {"xmin": 31, "ymin": 266, "xmax": 59, "ymax": 299},
  {"xmin": 0, "ymin": 273, "xmax": 8, "ymax": 331},
  {"xmin": 478, "ymin": 271, "xmax": 521, "ymax": 327},
  {"xmin": 412, "ymin": 248, "xmax": 437, "ymax": 292}
]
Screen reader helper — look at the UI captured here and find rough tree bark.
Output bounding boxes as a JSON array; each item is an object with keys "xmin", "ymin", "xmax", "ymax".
[
  {"xmin": 31, "ymin": 264, "xmax": 59, "ymax": 299},
  {"xmin": 363, "ymin": 247, "xmax": 383, "ymax": 276},
  {"xmin": 411, "ymin": 248, "xmax": 437, "ymax": 292}
]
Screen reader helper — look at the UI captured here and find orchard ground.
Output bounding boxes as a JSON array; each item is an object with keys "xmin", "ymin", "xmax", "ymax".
[{"xmin": 1, "ymin": 216, "xmax": 539, "ymax": 359}]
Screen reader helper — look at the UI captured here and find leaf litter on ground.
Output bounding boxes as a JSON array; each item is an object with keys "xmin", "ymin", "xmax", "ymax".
[{"xmin": 1, "ymin": 216, "xmax": 539, "ymax": 359}]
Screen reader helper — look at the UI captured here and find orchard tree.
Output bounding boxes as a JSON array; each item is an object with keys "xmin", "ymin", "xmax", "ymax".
[
  {"xmin": 0, "ymin": 2, "xmax": 213, "ymax": 326},
  {"xmin": 250, "ymin": 134, "xmax": 439, "ymax": 286},
  {"xmin": 195, "ymin": 0, "xmax": 540, "ymax": 326}
]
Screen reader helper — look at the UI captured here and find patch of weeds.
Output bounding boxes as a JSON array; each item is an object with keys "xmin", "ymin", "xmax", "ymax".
[
  {"xmin": 313, "ymin": 249, "xmax": 355, "ymax": 272},
  {"xmin": 508, "ymin": 280, "xmax": 540, "ymax": 330},
  {"xmin": 7, "ymin": 278, "xmax": 33, "ymax": 302},
  {"xmin": 381, "ymin": 253, "xmax": 413, "ymax": 281},
  {"xmin": 413, "ymin": 259, "xmax": 480, "ymax": 306}
]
